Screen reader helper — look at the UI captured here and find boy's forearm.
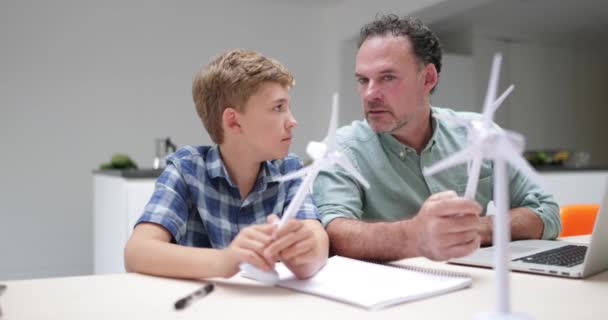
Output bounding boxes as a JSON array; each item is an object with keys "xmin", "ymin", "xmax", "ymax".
[{"xmin": 124, "ymin": 238, "xmax": 228, "ymax": 279}]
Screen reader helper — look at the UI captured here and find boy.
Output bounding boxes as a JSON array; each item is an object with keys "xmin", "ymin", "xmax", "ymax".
[{"xmin": 124, "ymin": 49, "xmax": 329, "ymax": 279}]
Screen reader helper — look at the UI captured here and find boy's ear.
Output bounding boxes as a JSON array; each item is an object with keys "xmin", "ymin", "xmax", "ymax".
[{"xmin": 222, "ymin": 107, "xmax": 242, "ymax": 134}]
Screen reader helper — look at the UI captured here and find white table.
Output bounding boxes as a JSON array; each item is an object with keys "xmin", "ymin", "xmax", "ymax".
[{"xmin": 2, "ymin": 236, "xmax": 606, "ymax": 320}]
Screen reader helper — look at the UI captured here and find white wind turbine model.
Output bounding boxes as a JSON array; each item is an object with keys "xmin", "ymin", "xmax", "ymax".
[
  {"xmin": 240, "ymin": 93, "xmax": 370, "ymax": 284},
  {"xmin": 423, "ymin": 53, "xmax": 543, "ymax": 320}
]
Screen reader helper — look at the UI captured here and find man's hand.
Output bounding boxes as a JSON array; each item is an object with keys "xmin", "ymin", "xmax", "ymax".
[
  {"xmin": 264, "ymin": 215, "xmax": 328, "ymax": 278},
  {"xmin": 478, "ymin": 215, "xmax": 494, "ymax": 246},
  {"xmin": 220, "ymin": 223, "xmax": 277, "ymax": 278},
  {"xmin": 412, "ymin": 190, "xmax": 482, "ymax": 261}
]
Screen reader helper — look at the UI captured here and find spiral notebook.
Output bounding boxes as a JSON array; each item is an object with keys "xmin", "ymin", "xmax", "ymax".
[{"xmin": 274, "ymin": 256, "xmax": 472, "ymax": 310}]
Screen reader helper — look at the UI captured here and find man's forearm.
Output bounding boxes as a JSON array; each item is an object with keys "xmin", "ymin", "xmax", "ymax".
[
  {"xmin": 510, "ymin": 207, "xmax": 544, "ymax": 240},
  {"xmin": 479, "ymin": 207, "xmax": 545, "ymax": 246},
  {"xmin": 325, "ymin": 217, "xmax": 418, "ymax": 261}
]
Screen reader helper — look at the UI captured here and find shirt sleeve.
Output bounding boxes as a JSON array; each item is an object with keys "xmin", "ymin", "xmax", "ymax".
[
  {"xmin": 509, "ymin": 166, "xmax": 562, "ymax": 239},
  {"xmin": 312, "ymin": 146, "xmax": 366, "ymax": 227},
  {"xmin": 136, "ymin": 163, "xmax": 190, "ymax": 243}
]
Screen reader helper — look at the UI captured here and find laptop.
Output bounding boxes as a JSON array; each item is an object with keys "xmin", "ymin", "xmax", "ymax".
[{"xmin": 449, "ymin": 180, "xmax": 608, "ymax": 279}]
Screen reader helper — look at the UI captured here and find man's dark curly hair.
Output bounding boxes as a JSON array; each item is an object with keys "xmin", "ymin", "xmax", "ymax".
[{"xmin": 358, "ymin": 14, "xmax": 442, "ymax": 93}]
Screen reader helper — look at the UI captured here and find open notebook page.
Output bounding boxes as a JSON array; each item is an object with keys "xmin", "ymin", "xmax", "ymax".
[{"xmin": 274, "ymin": 256, "xmax": 472, "ymax": 310}]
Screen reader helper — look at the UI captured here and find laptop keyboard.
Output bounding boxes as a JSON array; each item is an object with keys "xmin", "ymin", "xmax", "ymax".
[{"xmin": 513, "ymin": 245, "xmax": 587, "ymax": 267}]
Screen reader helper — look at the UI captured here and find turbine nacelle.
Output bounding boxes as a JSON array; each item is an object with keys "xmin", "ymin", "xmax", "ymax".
[{"xmin": 306, "ymin": 141, "xmax": 328, "ymax": 161}]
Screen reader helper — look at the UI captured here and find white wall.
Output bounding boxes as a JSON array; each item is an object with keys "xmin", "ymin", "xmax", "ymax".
[
  {"xmin": 431, "ymin": 53, "xmax": 477, "ymax": 112},
  {"xmin": 572, "ymin": 46, "xmax": 608, "ymax": 165},
  {"xmin": 1, "ymin": 0, "xmax": 461, "ymax": 280},
  {"xmin": 507, "ymin": 42, "xmax": 577, "ymax": 150}
]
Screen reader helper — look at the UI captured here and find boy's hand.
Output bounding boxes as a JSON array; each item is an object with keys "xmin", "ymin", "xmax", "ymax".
[
  {"xmin": 264, "ymin": 215, "xmax": 328, "ymax": 276},
  {"xmin": 220, "ymin": 223, "xmax": 277, "ymax": 278}
]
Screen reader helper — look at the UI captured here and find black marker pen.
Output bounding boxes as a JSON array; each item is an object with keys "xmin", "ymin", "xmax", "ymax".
[{"xmin": 174, "ymin": 283, "xmax": 214, "ymax": 310}]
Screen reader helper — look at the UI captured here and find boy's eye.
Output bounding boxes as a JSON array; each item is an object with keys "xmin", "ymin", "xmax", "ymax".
[{"xmin": 273, "ymin": 105, "xmax": 283, "ymax": 111}]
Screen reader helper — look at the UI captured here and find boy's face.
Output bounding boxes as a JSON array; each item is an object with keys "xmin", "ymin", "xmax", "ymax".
[{"xmin": 237, "ymin": 82, "xmax": 297, "ymax": 161}]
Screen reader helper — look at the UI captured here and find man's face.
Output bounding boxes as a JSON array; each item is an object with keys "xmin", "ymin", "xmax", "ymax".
[
  {"xmin": 237, "ymin": 82, "xmax": 297, "ymax": 161},
  {"xmin": 355, "ymin": 35, "xmax": 432, "ymax": 135}
]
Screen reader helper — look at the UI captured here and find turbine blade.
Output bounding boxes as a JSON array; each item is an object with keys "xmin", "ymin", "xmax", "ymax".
[
  {"xmin": 503, "ymin": 130, "xmax": 525, "ymax": 154},
  {"xmin": 335, "ymin": 155, "xmax": 370, "ymax": 189},
  {"xmin": 464, "ymin": 154, "xmax": 484, "ymax": 199},
  {"xmin": 274, "ymin": 167, "xmax": 310, "ymax": 182},
  {"xmin": 325, "ymin": 93, "xmax": 339, "ymax": 151},
  {"xmin": 423, "ymin": 146, "xmax": 478, "ymax": 177},
  {"xmin": 487, "ymin": 84, "xmax": 514, "ymax": 123},
  {"xmin": 482, "ymin": 53, "xmax": 503, "ymax": 125},
  {"xmin": 506, "ymin": 155, "xmax": 546, "ymax": 190},
  {"xmin": 278, "ymin": 171, "xmax": 319, "ymax": 228}
]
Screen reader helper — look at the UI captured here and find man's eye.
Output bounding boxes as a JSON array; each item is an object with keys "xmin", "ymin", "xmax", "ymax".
[
  {"xmin": 273, "ymin": 105, "xmax": 283, "ymax": 111},
  {"xmin": 383, "ymin": 75, "xmax": 395, "ymax": 81},
  {"xmin": 357, "ymin": 78, "xmax": 368, "ymax": 85}
]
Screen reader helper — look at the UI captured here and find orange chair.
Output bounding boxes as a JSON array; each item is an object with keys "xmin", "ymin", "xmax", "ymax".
[{"xmin": 559, "ymin": 204, "xmax": 600, "ymax": 237}]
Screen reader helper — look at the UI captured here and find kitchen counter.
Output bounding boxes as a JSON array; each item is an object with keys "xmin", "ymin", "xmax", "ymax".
[
  {"xmin": 534, "ymin": 165, "xmax": 608, "ymax": 172},
  {"xmin": 92, "ymin": 169, "xmax": 163, "ymax": 179}
]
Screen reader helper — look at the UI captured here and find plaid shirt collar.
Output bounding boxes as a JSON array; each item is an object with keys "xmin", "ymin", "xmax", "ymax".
[{"xmin": 205, "ymin": 144, "xmax": 282, "ymax": 194}]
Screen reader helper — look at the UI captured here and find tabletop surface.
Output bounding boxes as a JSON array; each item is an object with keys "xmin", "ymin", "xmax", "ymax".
[{"xmin": 2, "ymin": 236, "xmax": 606, "ymax": 320}]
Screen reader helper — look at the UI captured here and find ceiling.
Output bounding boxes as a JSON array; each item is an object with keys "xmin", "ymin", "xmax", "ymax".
[{"xmin": 428, "ymin": 0, "xmax": 608, "ymax": 44}]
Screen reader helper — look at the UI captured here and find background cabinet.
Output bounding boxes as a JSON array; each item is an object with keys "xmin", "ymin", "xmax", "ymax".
[{"xmin": 93, "ymin": 172, "xmax": 156, "ymax": 274}]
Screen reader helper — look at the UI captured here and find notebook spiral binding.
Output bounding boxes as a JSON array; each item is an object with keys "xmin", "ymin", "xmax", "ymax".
[{"xmin": 366, "ymin": 260, "xmax": 471, "ymax": 278}]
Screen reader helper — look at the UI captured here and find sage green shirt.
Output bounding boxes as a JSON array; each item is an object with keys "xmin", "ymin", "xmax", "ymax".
[{"xmin": 313, "ymin": 107, "xmax": 561, "ymax": 239}]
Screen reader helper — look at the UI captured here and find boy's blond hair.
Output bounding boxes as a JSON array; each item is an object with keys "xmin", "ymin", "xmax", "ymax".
[{"xmin": 192, "ymin": 49, "xmax": 295, "ymax": 144}]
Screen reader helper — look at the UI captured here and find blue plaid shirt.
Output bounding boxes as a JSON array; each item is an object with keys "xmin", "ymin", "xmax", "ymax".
[{"xmin": 136, "ymin": 145, "xmax": 319, "ymax": 249}]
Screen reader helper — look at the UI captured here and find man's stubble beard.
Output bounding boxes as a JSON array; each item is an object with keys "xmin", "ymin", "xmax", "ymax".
[{"xmin": 365, "ymin": 110, "xmax": 411, "ymax": 134}]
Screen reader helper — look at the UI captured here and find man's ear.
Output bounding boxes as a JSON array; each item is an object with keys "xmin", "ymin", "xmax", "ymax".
[
  {"xmin": 222, "ymin": 107, "xmax": 241, "ymax": 134},
  {"xmin": 423, "ymin": 63, "xmax": 438, "ymax": 92}
]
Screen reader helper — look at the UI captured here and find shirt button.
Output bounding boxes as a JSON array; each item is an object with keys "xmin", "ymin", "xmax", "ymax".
[{"xmin": 399, "ymin": 151, "xmax": 405, "ymax": 159}]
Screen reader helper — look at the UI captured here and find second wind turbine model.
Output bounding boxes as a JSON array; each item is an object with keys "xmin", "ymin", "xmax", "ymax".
[{"xmin": 423, "ymin": 53, "xmax": 544, "ymax": 320}]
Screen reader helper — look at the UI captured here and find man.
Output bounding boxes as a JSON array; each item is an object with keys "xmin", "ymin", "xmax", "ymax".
[{"xmin": 313, "ymin": 14, "xmax": 560, "ymax": 262}]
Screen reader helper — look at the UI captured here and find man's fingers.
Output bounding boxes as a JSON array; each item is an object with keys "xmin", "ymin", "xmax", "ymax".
[
  {"xmin": 439, "ymin": 229, "xmax": 480, "ymax": 248},
  {"xmin": 445, "ymin": 235, "xmax": 481, "ymax": 259},
  {"xmin": 439, "ymin": 214, "xmax": 480, "ymax": 233},
  {"xmin": 428, "ymin": 190, "xmax": 458, "ymax": 201},
  {"xmin": 433, "ymin": 198, "xmax": 482, "ymax": 217}
]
